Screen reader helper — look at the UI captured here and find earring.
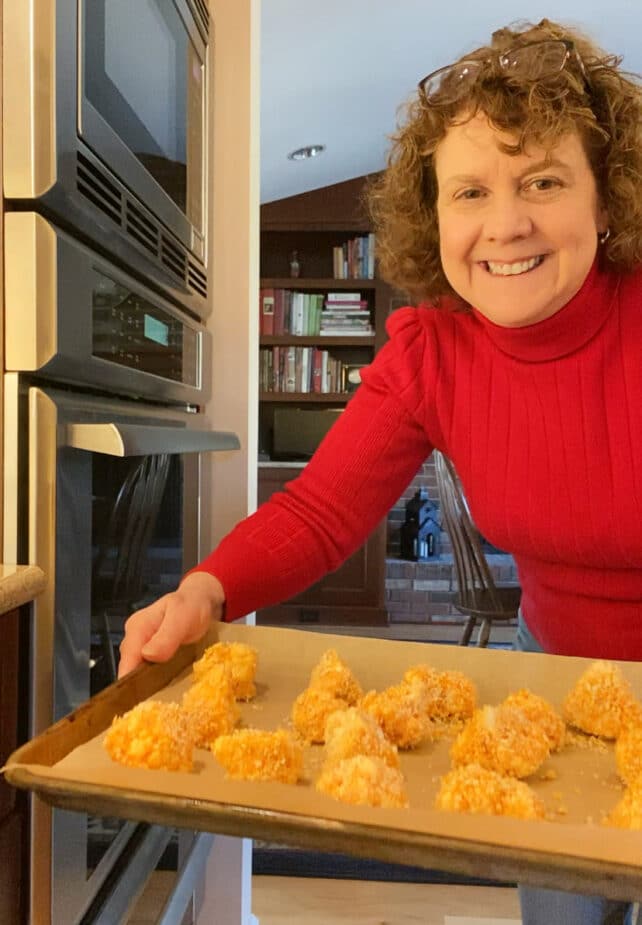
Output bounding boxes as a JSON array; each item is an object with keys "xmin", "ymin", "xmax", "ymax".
[{"xmin": 599, "ymin": 228, "xmax": 611, "ymax": 244}]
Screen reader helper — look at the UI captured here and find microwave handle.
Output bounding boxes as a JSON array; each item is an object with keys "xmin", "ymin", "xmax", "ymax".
[{"xmin": 64, "ymin": 422, "xmax": 240, "ymax": 457}]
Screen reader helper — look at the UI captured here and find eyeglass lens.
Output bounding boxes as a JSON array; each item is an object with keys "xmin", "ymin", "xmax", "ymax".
[
  {"xmin": 500, "ymin": 42, "xmax": 568, "ymax": 80},
  {"xmin": 421, "ymin": 41, "xmax": 571, "ymax": 103},
  {"xmin": 422, "ymin": 61, "xmax": 483, "ymax": 102}
]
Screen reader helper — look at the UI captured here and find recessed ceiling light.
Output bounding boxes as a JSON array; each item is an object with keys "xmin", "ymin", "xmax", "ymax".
[{"xmin": 287, "ymin": 144, "xmax": 326, "ymax": 161}]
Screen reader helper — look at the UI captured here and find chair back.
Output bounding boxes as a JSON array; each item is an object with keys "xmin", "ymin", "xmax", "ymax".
[
  {"xmin": 433, "ymin": 451, "xmax": 514, "ymax": 616},
  {"xmin": 92, "ymin": 453, "xmax": 171, "ymax": 611}
]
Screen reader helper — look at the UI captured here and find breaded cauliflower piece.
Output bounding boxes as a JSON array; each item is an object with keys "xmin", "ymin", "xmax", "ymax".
[
  {"xmin": 308, "ymin": 649, "xmax": 363, "ymax": 704},
  {"xmin": 615, "ymin": 724, "xmax": 642, "ymax": 787},
  {"xmin": 503, "ymin": 688, "xmax": 566, "ymax": 751},
  {"xmin": 434, "ymin": 670, "xmax": 478, "ymax": 722},
  {"xmin": 604, "ymin": 785, "xmax": 642, "ymax": 829},
  {"xmin": 403, "ymin": 665, "xmax": 476, "ymax": 723},
  {"xmin": 360, "ymin": 680, "xmax": 436, "ymax": 749},
  {"xmin": 436, "ymin": 764, "xmax": 545, "ymax": 820},
  {"xmin": 316, "ymin": 755, "xmax": 409, "ymax": 808},
  {"xmin": 450, "ymin": 704, "xmax": 551, "ymax": 778},
  {"xmin": 182, "ymin": 662, "xmax": 240, "ymax": 748},
  {"xmin": 103, "ymin": 701, "xmax": 193, "ymax": 772},
  {"xmin": 324, "ymin": 707, "xmax": 400, "ymax": 769},
  {"xmin": 212, "ymin": 728, "xmax": 304, "ymax": 783},
  {"xmin": 193, "ymin": 641, "xmax": 258, "ymax": 700},
  {"xmin": 291, "ymin": 686, "xmax": 349, "ymax": 743},
  {"xmin": 563, "ymin": 660, "xmax": 641, "ymax": 739}
]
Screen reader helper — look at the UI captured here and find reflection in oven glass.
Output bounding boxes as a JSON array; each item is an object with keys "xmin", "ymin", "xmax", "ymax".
[
  {"xmin": 88, "ymin": 452, "xmax": 184, "ymax": 873},
  {"xmin": 83, "ymin": 0, "xmax": 204, "ymax": 225}
]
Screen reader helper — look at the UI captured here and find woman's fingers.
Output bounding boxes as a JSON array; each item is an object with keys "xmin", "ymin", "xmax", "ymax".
[
  {"xmin": 117, "ymin": 600, "xmax": 168, "ymax": 677},
  {"xmin": 116, "ymin": 573, "xmax": 226, "ymax": 678}
]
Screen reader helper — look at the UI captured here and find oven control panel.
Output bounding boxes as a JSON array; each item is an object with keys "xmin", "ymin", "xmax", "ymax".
[{"xmin": 92, "ymin": 271, "xmax": 200, "ymax": 386}]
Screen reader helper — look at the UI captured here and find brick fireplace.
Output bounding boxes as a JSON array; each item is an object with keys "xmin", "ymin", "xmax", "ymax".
[{"xmin": 385, "ymin": 456, "xmax": 518, "ymax": 642}]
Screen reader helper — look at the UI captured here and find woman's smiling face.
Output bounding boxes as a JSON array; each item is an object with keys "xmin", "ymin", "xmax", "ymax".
[{"xmin": 434, "ymin": 112, "xmax": 608, "ymax": 327}]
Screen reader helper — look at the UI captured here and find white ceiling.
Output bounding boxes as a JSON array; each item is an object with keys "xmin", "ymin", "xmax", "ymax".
[{"xmin": 260, "ymin": 0, "xmax": 642, "ymax": 203}]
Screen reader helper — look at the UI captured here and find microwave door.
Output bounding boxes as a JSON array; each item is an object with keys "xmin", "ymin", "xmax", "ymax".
[{"xmin": 79, "ymin": 0, "xmax": 206, "ymax": 245}]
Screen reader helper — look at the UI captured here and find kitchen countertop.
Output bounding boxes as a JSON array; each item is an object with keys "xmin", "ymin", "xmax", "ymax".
[{"xmin": 0, "ymin": 565, "xmax": 47, "ymax": 616}]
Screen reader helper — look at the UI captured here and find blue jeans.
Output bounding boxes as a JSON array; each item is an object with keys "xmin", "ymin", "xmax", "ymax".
[{"xmin": 514, "ymin": 614, "xmax": 640, "ymax": 925}]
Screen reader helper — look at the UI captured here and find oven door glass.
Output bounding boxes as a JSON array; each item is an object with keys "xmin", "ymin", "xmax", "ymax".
[
  {"xmin": 82, "ymin": 0, "xmax": 204, "ymax": 231},
  {"xmin": 3, "ymin": 379, "xmax": 236, "ymax": 925}
]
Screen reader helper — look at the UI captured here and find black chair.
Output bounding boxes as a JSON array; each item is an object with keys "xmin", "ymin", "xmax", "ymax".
[
  {"xmin": 91, "ymin": 453, "xmax": 171, "ymax": 682},
  {"xmin": 433, "ymin": 451, "xmax": 521, "ymax": 647}
]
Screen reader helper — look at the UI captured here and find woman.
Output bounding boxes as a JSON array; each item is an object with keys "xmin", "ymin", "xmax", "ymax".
[{"xmin": 119, "ymin": 18, "xmax": 642, "ymax": 925}]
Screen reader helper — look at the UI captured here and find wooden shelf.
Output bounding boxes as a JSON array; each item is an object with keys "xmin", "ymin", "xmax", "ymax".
[
  {"xmin": 260, "ymin": 278, "xmax": 377, "ymax": 289},
  {"xmin": 258, "ymin": 176, "xmax": 389, "ymax": 627},
  {"xmin": 260, "ymin": 335, "xmax": 375, "ymax": 347},
  {"xmin": 259, "ymin": 392, "xmax": 350, "ymax": 403}
]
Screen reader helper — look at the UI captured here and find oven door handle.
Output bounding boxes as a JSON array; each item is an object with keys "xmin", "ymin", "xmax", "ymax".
[{"xmin": 65, "ymin": 422, "xmax": 240, "ymax": 456}]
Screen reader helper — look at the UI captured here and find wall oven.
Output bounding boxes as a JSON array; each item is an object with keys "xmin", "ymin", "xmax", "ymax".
[
  {"xmin": 3, "ymin": 0, "xmax": 210, "ymax": 320},
  {"xmin": 3, "ymin": 213, "xmax": 239, "ymax": 925}
]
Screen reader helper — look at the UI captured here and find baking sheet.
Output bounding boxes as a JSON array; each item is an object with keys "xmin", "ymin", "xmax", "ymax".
[{"xmin": 7, "ymin": 623, "xmax": 642, "ymax": 899}]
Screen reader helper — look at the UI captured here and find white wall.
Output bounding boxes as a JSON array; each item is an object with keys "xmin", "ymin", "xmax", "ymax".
[
  {"xmin": 201, "ymin": 0, "xmax": 260, "ymax": 555},
  {"xmin": 198, "ymin": 1, "xmax": 260, "ymax": 922}
]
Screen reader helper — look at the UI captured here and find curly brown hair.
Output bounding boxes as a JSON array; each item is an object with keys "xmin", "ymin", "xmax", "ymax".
[{"xmin": 367, "ymin": 18, "xmax": 642, "ymax": 305}]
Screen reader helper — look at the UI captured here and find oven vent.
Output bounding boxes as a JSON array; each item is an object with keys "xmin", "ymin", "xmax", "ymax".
[
  {"xmin": 76, "ymin": 152, "xmax": 207, "ymax": 301},
  {"xmin": 126, "ymin": 201, "xmax": 159, "ymax": 256},
  {"xmin": 188, "ymin": 260, "xmax": 207, "ymax": 298},
  {"xmin": 192, "ymin": 0, "xmax": 209, "ymax": 32},
  {"xmin": 161, "ymin": 233, "xmax": 187, "ymax": 280},
  {"xmin": 77, "ymin": 152, "xmax": 122, "ymax": 226}
]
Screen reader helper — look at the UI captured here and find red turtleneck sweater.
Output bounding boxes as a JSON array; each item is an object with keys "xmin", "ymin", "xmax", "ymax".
[{"xmin": 193, "ymin": 260, "xmax": 642, "ymax": 660}]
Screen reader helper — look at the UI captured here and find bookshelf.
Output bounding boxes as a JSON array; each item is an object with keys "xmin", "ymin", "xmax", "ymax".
[{"xmin": 257, "ymin": 175, "xmax": 393, "ymax": 627}]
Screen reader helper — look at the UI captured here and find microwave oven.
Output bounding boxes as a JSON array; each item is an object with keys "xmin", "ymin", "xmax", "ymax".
[{"xmin": 3, "ymin": 0, "xmax": 210, "ymax": 319}]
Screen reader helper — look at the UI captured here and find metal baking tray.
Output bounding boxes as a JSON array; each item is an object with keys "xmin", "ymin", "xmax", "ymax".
[{"xmin": 6, "ymin": 623, "xmax": 642, "ymax": 901}]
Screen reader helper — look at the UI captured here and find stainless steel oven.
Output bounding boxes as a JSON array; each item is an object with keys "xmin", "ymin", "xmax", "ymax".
[
  {"xmin": 3, "ymin": 0, "xmax": 210, "ymax": 320},
  {"xmin": 3, "ymin": 213, "xmax": 239, "ymax": 925}
]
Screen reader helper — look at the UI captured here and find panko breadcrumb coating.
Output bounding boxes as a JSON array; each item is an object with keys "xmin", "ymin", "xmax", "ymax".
[
  {"xmin": 308, "ymin": 649, "xmax": 363, "ymax": 704},
  {"xmin": 212, "ymin": 728, "xmax": 304, "ymax": 783},
  {"xmin": 563, "ymin": 660, "xmax": 641, "ymax": 739},
  {"xmin": 604, "ymin": 785, "xmax": 642, "ymax": 829},
  {"xmin": 436, "ymin": 764, "xmax": 545, "ymax": 820},
  {"xmin": 450, "ymin": 704, "xmax": 551, "ymax": 778},
  {"xmin": 503, "ymin": 689, "xmax": 566, "ymax": 751},
  {"xmin": 192, "ymin": 641, "xmax": 258, "ymax": 700},
  {"xmin": 291, "ymin": 686, "xmax": 350, "ymax": 743},
  {"xmin": 360, "ymin": 681, "xmax": 436, "ymax": 749},
  {"xmin": 434, "ymin": 670, "xmax": 478, "ymax": 722},
  {"xmin": 316, "ymin": 755, "xmax": 409, "ymax": 808},
  {"xmin": 403, "ymin": 665, "xmax": 477, "ymax": 723},
  {"xmin": 182, "ymin": 663, "xmax": 240, "ymax": 748},
  {"xmin": 615, "ymin": 724, "xmax": 642, "ymax": 786},
  {"xmin": 324, "ymin": 707, "xmax": 400, "ymax": 769},
  {"xmin": 103, "ymin": 701, "xmax": 193, "ymax": 772}
]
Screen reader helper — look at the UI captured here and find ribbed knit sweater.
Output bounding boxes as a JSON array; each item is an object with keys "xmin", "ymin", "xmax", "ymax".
[{"xmin": 194, "ymin": 259, "xmax": 642, "ymax": 659}]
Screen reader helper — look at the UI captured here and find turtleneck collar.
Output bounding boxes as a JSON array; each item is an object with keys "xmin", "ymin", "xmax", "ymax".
[{"xmin": 469, "ymin": 258, "xmax": 620, "ymax": 362}]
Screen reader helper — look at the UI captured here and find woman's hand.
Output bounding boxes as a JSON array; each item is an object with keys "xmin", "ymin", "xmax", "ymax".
[{"xmin": 117, "ymin": 571, "xmax": 226, "ymax": 678}]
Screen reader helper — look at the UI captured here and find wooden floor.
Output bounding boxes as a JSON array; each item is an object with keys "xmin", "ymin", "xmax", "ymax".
[
  {"xmin": 128, "ymin": 873, "xmax": 522, "ymax": 924},
  {"xmin": 251, "ymin": 877, "xmax": 522, "ymax": 925}
]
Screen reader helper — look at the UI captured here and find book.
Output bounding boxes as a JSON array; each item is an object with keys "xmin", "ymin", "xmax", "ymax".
[
  {"xmin": 326, "ymin": 292, "xmax": 362, "ymax": 301},
  {"xmin": 260, "ymin": 288, "xmax": 275, "ymax": 335},
  {"xmin": 273, "ymin": 289, "xmax": 286, "ymax": 335},
  {"xmin": 319, "ymin": 328, "xmax": 374, "ymax": 336},
  {"xmin": 312, "ymin": 347, "xmax": 323, "ymax": 393}
]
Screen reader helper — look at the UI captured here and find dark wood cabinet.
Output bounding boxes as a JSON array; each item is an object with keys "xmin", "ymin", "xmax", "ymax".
[
  {"xmin": 0, "ymin": 608, "xmax": 25, "ymax": 925},
  {"xmin": 256, "ymin": 466, "xmax": 387, "ymax": 626}
]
